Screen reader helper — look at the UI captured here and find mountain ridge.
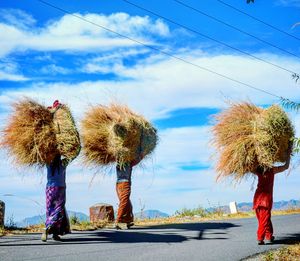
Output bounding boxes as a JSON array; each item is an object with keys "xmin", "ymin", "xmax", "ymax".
[{"xmin": 15, "ymin": 199, "xmax": 299, "ymax": 227}]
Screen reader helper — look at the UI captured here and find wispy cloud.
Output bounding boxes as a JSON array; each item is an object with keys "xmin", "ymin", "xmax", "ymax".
[
  {"xmin": 81, "ymin": 48, "xmax": 149, "ymax": 74},
  {"xmin": 0, "ymin": 12, "xmax": 170, "ymax": 58},
  {"xmin": 276, "ymin": 0, "xmax": 300, "ymax": 7},
  {"xmin": 0, "ymin": 62, "xmax": 29, "ymax": 81},
  {"xmin": 0, "ymin": 51, "xmax": 300, "ymax": 119},
  {"xmin": 0, "ymin": 71, "xmax": 29, "ymax": 81},
  {"xmin": 40, "ymin": 64, "xmax": 72, "ymax": 75},
  {"xmin": 0, "ymin": 8, "xmax": 36, "ymax": 29}
]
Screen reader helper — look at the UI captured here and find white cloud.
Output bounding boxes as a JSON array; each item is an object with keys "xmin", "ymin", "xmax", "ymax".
[
  {"xmin": 0, "ymin": 71, "xmax": 29, "ymax": 81},
  {"xmin": 40, "ymin": 64, "xmax": 72, "ymax": 75},
  {"xmin": 276, "ymin": 0, "xmax": 300, "ymax": 7},
  {"xmin": 81, "ymin": 48, "xmax": 150, "ymax": 74},
  {"xmin": 46, "ymin": 12, "xmax": 169, "ymax": 38},
  {"xmin": 0, "ymin": 12, "xmax": 170, "ymax": 58},
  {"xmin": 0, "ymin": 8, "xmax": 36, "ymax": 29},
  {"xmin": 0, "ymin": 24, "xmax": 26, "ymax": 58},
  {"xmin": 0, "ymin": 62, "xmax": 29, "ymax": 81},
  {"xmin": 1, "ymin": 51, "xmax": 299, "ymax": 120}
]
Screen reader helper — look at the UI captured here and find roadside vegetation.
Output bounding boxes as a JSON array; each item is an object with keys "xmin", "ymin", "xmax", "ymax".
[
  {"xmin": 261, "ymin": 243, "xmax": 300, "ymax": 261},
  {"xmin": 69, "ymin": 215, "xmax": 109, "ymax": 231},
  {"xmin": 1, "ymin": 207, "xmax": 300, "ymax": 237}
]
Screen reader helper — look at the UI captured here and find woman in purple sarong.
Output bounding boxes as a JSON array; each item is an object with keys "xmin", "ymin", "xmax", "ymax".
[
  {"xmin": 41, "ymin": 100, "xmax": 70, "ymax": 242},
  {"xmin": 41, "ymin": 154, "xmax": 70, "ymax": 242}
]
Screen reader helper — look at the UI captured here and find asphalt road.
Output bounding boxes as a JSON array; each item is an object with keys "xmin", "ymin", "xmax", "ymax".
[{"xmin": 1, "ymin": 214, "xmax": 300, "ymax": 261}]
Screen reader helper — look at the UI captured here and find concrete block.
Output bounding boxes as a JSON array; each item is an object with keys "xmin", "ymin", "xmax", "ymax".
[{"xmin": 90, "ymin": 203, "xmax": 114, "ymax": 223}]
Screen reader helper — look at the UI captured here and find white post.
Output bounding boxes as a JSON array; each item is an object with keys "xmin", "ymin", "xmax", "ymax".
[{"xmin": 229, "ymin": 201, "xmax": 238, "ymax": 214}]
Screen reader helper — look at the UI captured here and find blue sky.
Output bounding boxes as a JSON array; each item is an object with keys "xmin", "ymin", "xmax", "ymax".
[{"xmin": 1, "ymin": 0, "xmax": 300, "ymax": 222}]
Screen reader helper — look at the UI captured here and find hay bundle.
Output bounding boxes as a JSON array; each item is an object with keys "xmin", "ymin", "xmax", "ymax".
[
  {"xmin": 1, "ymin": 99, "xmax": 59, "ymax": 167},
  {"xmin": 212, "ymin": 103, "xmax": 294, "ymax": 181},
  {"xmin": 52, "ymin": 105, "xmax": 81, "ymax": 163},
  {"xmin": 81, "ymin": 104, "xmax": 157, "ymax": 167}
]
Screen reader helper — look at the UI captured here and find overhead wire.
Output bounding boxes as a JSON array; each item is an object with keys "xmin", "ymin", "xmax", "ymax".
[
  {"xmin": 216, "ymin": 0, "xmax": 300, "ymax": 43},
  {"xmin": 173, "ymin": 0, "xmax": 300, "ymax": 60},
  {"xmin": 122, "ymin": 0, "xmax": 299, "ymax": 76},
  {"xmin": 31, "ymin": 0, "xmax": 298, "ymax": 102}
]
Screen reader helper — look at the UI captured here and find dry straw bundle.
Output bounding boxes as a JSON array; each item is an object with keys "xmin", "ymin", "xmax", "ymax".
[
  {"xmin": 212, "ymin": 102, "xmax": 294, "ymax": 181},
  {"xmin": 1, "ymin": 99, "xmax": 58, "ymax": 167},
  {"xmin": 1, "ymin": 99, "xmax": 80, "ymax": 167},
  {"xmin": 52, "ymin": 105, "xmax": 81, "ymax": 164},
  {"xmin": 81, "ymin": 104, "xmax": 157, "ymax": 167}
]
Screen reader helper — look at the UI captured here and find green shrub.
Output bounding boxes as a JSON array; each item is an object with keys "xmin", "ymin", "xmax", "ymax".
[{"xmin": 175, "ymin": 206, "xmax": 208, "ymax": 217}]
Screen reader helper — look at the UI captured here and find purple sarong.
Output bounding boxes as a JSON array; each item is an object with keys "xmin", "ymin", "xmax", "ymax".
[{"xmin": 45, "ymin": 186, "xmax": 70, "ymax": 235}]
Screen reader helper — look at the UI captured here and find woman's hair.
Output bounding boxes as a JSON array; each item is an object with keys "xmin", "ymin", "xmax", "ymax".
[
  {"xmin": 256, "ymin": 166, "xmax": 265, "ymax": 174},
  {"xmin": 256, "ymin": 165, "xmax": 272, "ymax": 175}
]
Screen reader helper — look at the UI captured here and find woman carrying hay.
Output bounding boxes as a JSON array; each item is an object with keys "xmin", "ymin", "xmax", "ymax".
[
  {"xmin": 1, "ymin": 98, "xmax": 79, "ymax": 241},
  {"xmin": 212, "ymin": 103, "xmax": 294, "ymax": 245},
  {"xmin": 81, "ymin": 104, "xmax": 157, "ymax": 229},
  {"xmin": 253, "ymin": 144, "xmax": 292, "ymax": 245},
  {"xmin": 42, "ymin": 100, "xmax": 72, "ymax": 242}
]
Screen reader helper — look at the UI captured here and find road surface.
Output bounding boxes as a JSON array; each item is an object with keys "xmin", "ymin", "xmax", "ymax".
[{"xmin": 1, "ymin": 214, "xmax": 300, "ymax": 261}]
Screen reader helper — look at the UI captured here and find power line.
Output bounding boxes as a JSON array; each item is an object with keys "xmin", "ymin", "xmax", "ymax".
[
  {"xmin": 122, "ymin": 0, "xmax": 298, "ymax": 76},
  {"xmin": 216, "ymin": 0, "xmax": 300, "ymax": 43},
  {"xmin": 36, "ymin": 0, "xmax": 283, "ymax": 100},
  {"xmin": 174, "ymin": 0, "xmax": 300, "ymax": 60}
]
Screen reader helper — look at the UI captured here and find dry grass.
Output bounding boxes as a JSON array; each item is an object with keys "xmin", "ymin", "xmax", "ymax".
[
  {"xmin": 254, "ymin": 105, "xmax": 294, "ymax": 168},
  {"xmin": 52, "ymin": 105, "xmax": 81, "ymax": 164},
  {"xmin": 71, "ymin": 220, "xmax": 109, "ymax": 231},
  {"xmin": 1, "ymin": 99, "xmax": 80, "ymax": 167},
  {"xmin": 0, "ymin": 225, "xmax": 34, "ymax": 237},
  {"xmin": 1, "ymin": 99, "xmax": 58, "ymax": 167},
  {"xmin": 135, "ymin": 212, "xmax": 254, "ymax": 227},
  {"xmin": 81, "ymin": 103, "xmax": 157, "ymax": 167},
  {"xmin": 272, "ymin": 208, "xmax": 300, "ymax": 216},
  {"xmin": 262, "ymin": 244, "xmax": 300, "ymax": 261},
  {"xmin": 0, "ymin": 221, "xmax": 109, "ymax": 237},
  {"xmin": 135, "ymin": 209, "xmax": 300, "ymax": 227},
  {"xmin": 212, "ymin": 103, "xmax": 294, "ymax": 181}
]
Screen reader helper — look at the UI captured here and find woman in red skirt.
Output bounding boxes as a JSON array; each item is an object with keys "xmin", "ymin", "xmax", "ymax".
[
  {"xmin": 115, "ymin": 160, "xmax": 140, "ymax": 229},
  {"xmin": 253, "ymin": 145, "xmax": 291, "ymax": 245}
]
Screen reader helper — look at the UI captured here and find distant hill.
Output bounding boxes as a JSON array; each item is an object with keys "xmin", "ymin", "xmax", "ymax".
[
  {"xmin": 237, "ymin": 199, "xmax": 300, "ymax": 212},
  {"xmin": 134, "ymin": 209, "xmax": 169, "ymax": 219},
  {"xmin": 208, "ymin": 199, "xmax": 300, "ymax": 213},
  {"xmin": 16, "ymin": 211, "xmax": 89, "ymax": 227},
  {"xmin": 273, "ymin": 199, "xmax": 300, "ymax": 210},
  {"xmin": 16, "ymin": 200, "xmax": 299, "ymax": 227},
  {"xmin": 17, "ymin": 209, "xmax": 169, "ymax": 227}
]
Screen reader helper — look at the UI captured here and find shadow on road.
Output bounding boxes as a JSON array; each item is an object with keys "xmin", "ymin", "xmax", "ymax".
[
  {"xmin": 0, "ymin": 222, "xmax": 239, "ymax": 246},
  {"xmin": 273, "ymin": 233, "xmax": 300, "ymax": 245},
  {"xmin": 134, "ymin": 221, "xmax": 239, "ymax": 230},
  {"xmin": 131, "ymin": 222, "xmax": 240, "ymax": 240}
]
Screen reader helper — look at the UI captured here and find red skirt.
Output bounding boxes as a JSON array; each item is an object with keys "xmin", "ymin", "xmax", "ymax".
[{"xmin": 116, "ymin": 182, "xmax": 134, "ymax": 223}]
